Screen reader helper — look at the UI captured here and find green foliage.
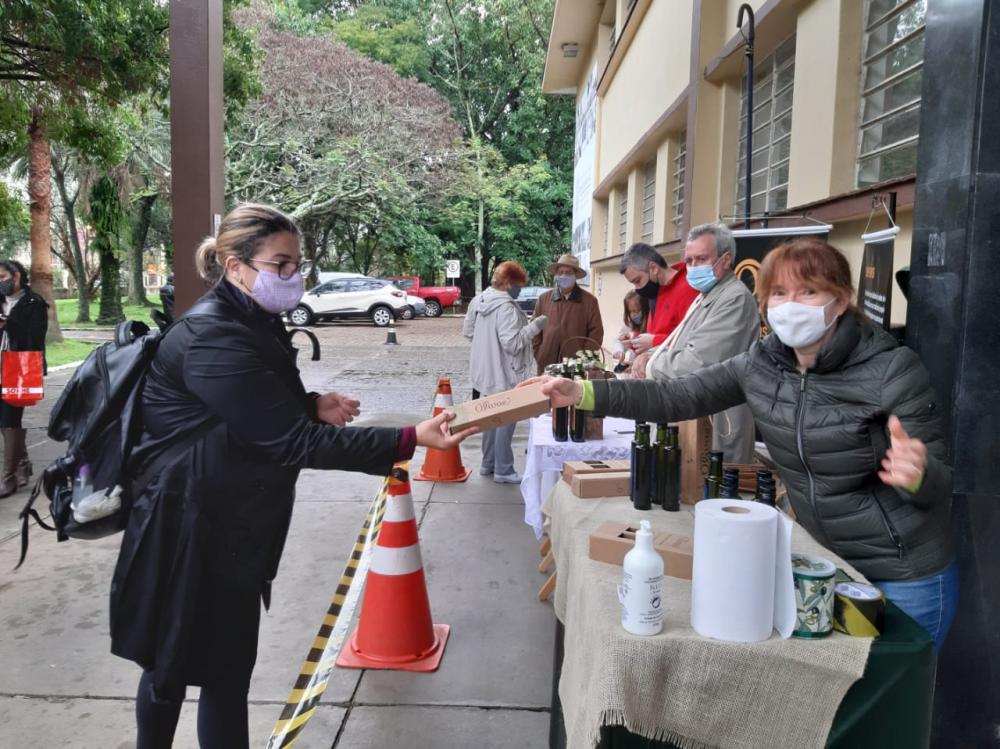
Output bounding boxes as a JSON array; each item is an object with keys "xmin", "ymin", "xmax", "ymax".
[
  {"xmin": 46, "ymin": 339, "xmax": 97, "ymax": 367},
  {"xmin": 55, "ymin": 295, "xmax": 161, "ymax": 329},
  {"xmin": 89, "ymin": 175, "xmax": 128, "ymax": 324},
  {"xmin": 331, "ymin": 6, "xmax": 430, "ymax": 80}
]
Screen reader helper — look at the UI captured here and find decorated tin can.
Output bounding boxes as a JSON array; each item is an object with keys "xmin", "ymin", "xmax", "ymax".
[{"xmin": 791, "ymin": 552, "xmax": 837, "ymax": 638}]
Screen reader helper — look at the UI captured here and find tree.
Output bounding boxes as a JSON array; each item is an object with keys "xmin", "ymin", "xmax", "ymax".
[
  {"xmin": 0, "ymin": 0, "xmax": 168, "ymax": 342},
  {"xmin": 330, "ymin": 0, "xmax": 575, "ymax": 292},
  {"xmin": 50, "ymin": 147, "xmax": 93, "ymax": 321},
  {"xmin": 227, "ymin": 5, "xmax": 462, "ymax": 279},
  {"xmin": 88, "ymin": 174, "xmax": 128, "ymax": 325}
]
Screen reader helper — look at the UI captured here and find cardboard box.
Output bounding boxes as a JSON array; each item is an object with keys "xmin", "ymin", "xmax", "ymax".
[
  {"xmin": 446, "ymin": 382, "xmax": 551, "ymax": 434},
  {"xmin": 569, "ymin": 471, "xmax": 632, "ymax": 499},
  {"xmin": 561, "ymin": 459, "xmax": 631, "ymax": 483},
  {"xmin": 588, "ymin": 521, "xmax": 693, "ymax": 579},
  {"xmin": 679, "ymin": 417, "xmax": 713, "ymax": 504}
]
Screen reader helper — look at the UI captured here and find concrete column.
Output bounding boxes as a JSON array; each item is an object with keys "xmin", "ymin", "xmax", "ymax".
[
  {"xmin": 907, "ymin": 0, "xmax": 1000, "ymax": 742},
  {"xmin": 169, "ymin": 0, "xmax": 224, "ymax": 314}
]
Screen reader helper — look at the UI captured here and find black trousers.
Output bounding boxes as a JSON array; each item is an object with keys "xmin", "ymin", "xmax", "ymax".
[{"xmin": 135, "ymin": 668, "xmax": 253, "ymax": 749}]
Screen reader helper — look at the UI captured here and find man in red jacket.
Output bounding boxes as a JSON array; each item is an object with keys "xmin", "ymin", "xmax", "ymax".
[{"xmin": 618, "ymin": 243, "xmax": 699, "ymax": 356}]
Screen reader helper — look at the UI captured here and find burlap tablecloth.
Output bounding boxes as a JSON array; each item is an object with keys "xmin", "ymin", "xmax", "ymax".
[{"xmin": 545, "ymin": 481, "xmax": 873, "ymax": 749}]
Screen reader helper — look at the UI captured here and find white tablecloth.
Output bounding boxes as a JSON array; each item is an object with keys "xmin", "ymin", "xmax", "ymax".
[{"xmin": 519, "ymin": 414, "xmax": 636, "ymax": 538}]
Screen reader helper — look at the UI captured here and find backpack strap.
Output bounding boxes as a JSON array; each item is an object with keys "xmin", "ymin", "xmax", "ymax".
[{"xmin": 15, "ymin": 478, "xmax": 54, "ymax": 570}]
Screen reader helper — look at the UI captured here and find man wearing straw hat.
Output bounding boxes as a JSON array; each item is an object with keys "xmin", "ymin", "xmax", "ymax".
[{"xmin": 531, "ymin": 253, "xmax": 604, "ymax": 374}]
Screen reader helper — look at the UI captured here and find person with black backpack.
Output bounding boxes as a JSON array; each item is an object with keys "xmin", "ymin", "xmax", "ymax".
[
  {"xmin": 0, "ymin": 259, "xmax": 48, "ymax": 498},
  {"xmin": 108, "ymin": 204, "xmax": 476, "ymax": 748}
]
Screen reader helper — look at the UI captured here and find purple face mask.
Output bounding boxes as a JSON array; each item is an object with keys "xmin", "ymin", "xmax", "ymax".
[{"xmin": 249, "ymin": 268, "xmax": 304, "ymax": 313}]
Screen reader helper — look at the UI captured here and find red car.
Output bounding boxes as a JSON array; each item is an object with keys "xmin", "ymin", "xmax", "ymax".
[{"xmin": 384, "ymin": 276, "xmax": 461, "ymax": 317}]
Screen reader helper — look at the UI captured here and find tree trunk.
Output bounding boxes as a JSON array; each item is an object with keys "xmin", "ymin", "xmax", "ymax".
[
  {"xmin": 96, "ymin": 249, "xmax": 123, "ymax": 325},
  {"xmin": 51, "ymin": 159, "xmax": 91, "ymax": 323},
  {"xmin": 302, "ymin": 228, "xmax": 319, "ymax": 288},
  {"xmin": 27, "ymin": 110, "xmax": 64, "ymax": 343},
  {"xmin": 127, "ymin": 193, "xmax": 156, "ymax": 306}
]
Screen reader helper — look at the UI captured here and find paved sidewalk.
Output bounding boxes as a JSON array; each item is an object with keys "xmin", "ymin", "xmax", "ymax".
[{"xmin": 0, "ymin": 317, "xmax": 553, "ymax": 748}]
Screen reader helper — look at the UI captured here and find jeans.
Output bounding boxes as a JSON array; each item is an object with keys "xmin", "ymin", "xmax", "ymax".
[{"xmin": 872, "ymin": 558, "xmax": 959, "ymax": 651}]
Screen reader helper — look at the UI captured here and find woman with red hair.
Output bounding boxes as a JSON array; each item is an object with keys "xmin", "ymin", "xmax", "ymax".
[
  {"xmin": 527, "ymin": 239, "xmax": 957, "ymax": 649},
  {"xmin": 464, "ymin": 261, "xmax": 547, "ymax": 483}
]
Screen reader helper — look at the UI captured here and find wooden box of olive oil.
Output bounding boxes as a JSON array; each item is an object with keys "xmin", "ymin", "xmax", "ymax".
[{"xmin": 446, "ymin": 382, "xmax": 551, "ymax": 434}]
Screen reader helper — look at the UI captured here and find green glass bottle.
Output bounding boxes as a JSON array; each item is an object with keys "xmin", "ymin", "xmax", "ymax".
[
  {"xmin": 631, "ymin": 423, "xmax": 652, "ymax": 510},
  {"xmin": 662, "ymin": 424, "xmax": 681, "ymax": 511},
  {"xmin": 570, "ymin": 361, "xmax": 587, "ymax": 442},
  {"xmin": 705, "ymin": 450, "xmax": 724, "ymax": 499},
  {"xmin": 652, "ymin": 423, "xmax": 667, "ymax": 507},
  {"xmin": 554, "ymin": 360, "xmax": 570, "ymax": 442}
]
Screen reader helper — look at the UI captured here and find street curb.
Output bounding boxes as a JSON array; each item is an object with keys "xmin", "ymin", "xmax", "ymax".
[{"xmin": 48, "ymin": 361, "xmax": 84, "ymax": 372}]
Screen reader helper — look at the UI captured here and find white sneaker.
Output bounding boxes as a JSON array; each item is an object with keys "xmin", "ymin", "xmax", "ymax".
[{"xmin": 494, "ymin": 472, "xmax": 521, "ymax": 484}]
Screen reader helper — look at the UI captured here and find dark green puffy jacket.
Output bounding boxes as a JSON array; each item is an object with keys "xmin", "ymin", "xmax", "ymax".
[{"xmin": 592, "ymin": 314, "xmax": 952, "ymax": 581}]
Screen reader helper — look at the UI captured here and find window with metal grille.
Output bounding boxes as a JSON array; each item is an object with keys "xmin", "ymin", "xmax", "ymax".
[
  {"xmin": 735, "ymin": 34, "xmax": 795, "ymax": 216},
  {"xmin": 640, "ymin": 160, "xmax": 656, "ymax": 243},
  {"xmin": 603, "ymin": 202, "xmax": 610, "ymax": 255},
  {"xmin": 857, "ymin": 0, "xmax": 926, "ymax": 187},
  {"xmin": 618, "ymin": 186, "xmax": 628, "ymax": 252},
  {"xmin": 671, "ymin": 131, "xmax": 686, "ymax": 240}
]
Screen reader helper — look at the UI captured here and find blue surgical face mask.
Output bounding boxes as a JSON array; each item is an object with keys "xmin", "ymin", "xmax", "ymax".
[
  {"xmin": 686, "ymin": 261, "xmax": 720, "ymax": 293},
  {"xmin": 555, "ymin": 275, "xmax": 576, "ymax": 290}
]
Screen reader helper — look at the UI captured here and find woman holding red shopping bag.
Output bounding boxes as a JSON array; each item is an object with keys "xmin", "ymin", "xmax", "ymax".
[{"xmin": 0, "ymin": 259, "xmax": 48, "ymax": 498}]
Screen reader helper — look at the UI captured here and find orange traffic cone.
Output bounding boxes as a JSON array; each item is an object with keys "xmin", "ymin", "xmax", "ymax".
[
  {"xmin": 415, "ymin": 377, "xmax": 471, "ymax": 482},
  {"xmin": 337, "ymin": 465, "xmax": 449, "ymax": 672}
]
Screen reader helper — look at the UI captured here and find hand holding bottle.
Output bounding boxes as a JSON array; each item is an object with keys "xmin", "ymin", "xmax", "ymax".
[
  {"xmin": 517, "ymin": 375, "xmax": 582, "ymax": 408},
  {"xmin": 415, "ymin": 410, "xmax": 479, "ymax": 450}
]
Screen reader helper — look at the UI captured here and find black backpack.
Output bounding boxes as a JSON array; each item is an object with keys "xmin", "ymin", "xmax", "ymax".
[{"xmin": 15, "ymin": 300, "xmax": 224, "ymax": 568}]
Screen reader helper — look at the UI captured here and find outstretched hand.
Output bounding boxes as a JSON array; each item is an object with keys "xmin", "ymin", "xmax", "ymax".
[
  {"xmin": 517, "ymin": 375, "xmax": 582, "ymax": 409},
  {"xmin": 316, "ymin": 391, "xmax": 361, "ymax": 426},
  {"xmin": 416, "ymin": 410, "xmax": 479, "ymax": 450},
  {"xmin": 878, "ymin": 415, "xmax": 927, "ymax": 492}
]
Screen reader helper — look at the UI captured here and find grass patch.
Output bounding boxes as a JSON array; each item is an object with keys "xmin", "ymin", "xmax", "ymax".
[
  {"xmin": 46, "ymin": 339, "xmax": 97, "ymax": 368},
  {"xmin": 56, "ymin": 296, "xmax": 162, "ymax": 329}
]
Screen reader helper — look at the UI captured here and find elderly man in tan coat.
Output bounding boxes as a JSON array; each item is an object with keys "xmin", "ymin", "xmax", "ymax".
[
  {"xmin": 632, "ymin": 223, "xmax": 760, "ymax": 462},
  {"xmin": 531, "ymin": 254, "xmax": 604, "ymax": 374}
]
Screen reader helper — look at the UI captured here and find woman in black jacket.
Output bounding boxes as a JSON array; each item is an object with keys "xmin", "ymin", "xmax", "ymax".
[
  {"xmin": 112, "ymin": 204, "xmax": 475, "ymax": 748},
  {"xmin": 0, "ymin": 259, "xmax": 48, "ymax": 497},
  {"xmin": 527, "ymin": 238, "xmax": 957, "ymax": 650}
]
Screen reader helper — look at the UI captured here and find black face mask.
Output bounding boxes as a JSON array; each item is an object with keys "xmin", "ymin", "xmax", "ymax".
[
  {"xmin": 0, "ymin": 279, "xmax": 15, "ymax": 297},
  {"xmin": 636, "ymin": 278, "xmax": 659, "ymax": 299}
]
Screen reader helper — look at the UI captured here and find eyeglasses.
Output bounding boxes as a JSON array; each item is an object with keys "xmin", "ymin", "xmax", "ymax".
[{"xmin": 249, "ymin": 259, "xmax": 313, "ymax": 280}]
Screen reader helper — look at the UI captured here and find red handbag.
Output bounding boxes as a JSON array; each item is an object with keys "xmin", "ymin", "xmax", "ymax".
[{"xmin": 1, "ymin": 350, "xmax": 44, "ymax": 407}]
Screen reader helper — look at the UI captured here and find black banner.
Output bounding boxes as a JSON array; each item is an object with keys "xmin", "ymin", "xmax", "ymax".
[
  {"xmin": 731, "ymin": 226, "xmax": 831, "ymax": 295},
  {"xmin": 857, "ymin": 227, "xmax": 897, "ymax": 330}
]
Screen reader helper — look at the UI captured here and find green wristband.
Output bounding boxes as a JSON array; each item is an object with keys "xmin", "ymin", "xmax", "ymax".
[{"xmin": 577, "ymin": 379, "xmax": 595, "ymax": 410}]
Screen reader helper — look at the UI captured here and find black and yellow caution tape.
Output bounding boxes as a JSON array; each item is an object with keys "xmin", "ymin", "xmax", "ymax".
[
  {"xmin": 833, "ymin": 581, "xmax": 885, "ymax": 637},
  {"xmin": 266, "ymin": 474, "xmax": 391, "ymax": 748}
]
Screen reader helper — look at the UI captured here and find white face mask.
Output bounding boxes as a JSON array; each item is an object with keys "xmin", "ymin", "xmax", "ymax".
[{"xmin": 766, "ymin": 299, "xmax": 837, "ymax": 348}]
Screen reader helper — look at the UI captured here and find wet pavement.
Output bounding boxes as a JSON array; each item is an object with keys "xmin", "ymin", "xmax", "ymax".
[{"xmin": 0, "ymin": 315, "xmax": 550, "ymax": 748}]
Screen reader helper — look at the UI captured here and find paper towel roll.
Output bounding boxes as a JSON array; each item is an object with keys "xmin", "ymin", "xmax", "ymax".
[{"xmin": 691, "ymin": 499, "xmax": 796, "ymax": 642}]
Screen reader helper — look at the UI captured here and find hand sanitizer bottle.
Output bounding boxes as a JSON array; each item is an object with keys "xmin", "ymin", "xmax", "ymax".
[{"xmin": 620, "ymin": 520, "xmax": 664, "ymax": 635}]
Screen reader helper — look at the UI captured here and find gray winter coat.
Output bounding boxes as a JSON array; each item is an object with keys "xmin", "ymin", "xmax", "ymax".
[
  {"xmin": 592, "ymin": 314, "xmax": 952, "ymax": 581},
  {"xmin": 465, "ymin": 288, "xmax": 542, "ymax": 396}
]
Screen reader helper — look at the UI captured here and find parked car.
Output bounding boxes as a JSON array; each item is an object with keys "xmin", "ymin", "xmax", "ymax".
[
  {"xmin": 315, "ymin": 272, "xmax": 425, "ymax": 320},
  {"xmin": 514, "ymin": 286, "xmax": 547, "ymax": 315},
  {"xmin": 289, "ymin": 276, "xmax": 408, "ymax": 327},
  {"xmin": 384, "ymin": 275, "xmax": 461, "ymax": 317}
]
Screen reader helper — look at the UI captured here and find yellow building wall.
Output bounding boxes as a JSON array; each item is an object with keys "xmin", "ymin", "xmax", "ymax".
[
  {"xmin": 786, "ymin": 0, "xmax": 863, "ymax": 206},
  {"xmin": 599, "ymin": 0, "xmax": 692, "ymax": 178}
]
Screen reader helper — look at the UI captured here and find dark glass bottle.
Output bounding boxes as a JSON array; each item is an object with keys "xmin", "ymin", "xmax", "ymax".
[
  {"xmin": 570, "ymin": 361, "xmax": 587, "ymax": 442},
  {"xmin": 721, "ymin": 467, "xmax": 741, "ymax": 498},
  {"xmin": 755, "ymin": 469, "xmax": 773, "ymax": 499},
  {"xmin": 652, "ymin": 423, "xmax": 667, "ymax": 506},
  {"xmin": 631, "ymin": 423, "xmax": 652, "ymax": 510},
  {"xmin": 705, "ymin": 450, "xmax": 724, "ymax": 499},
  {"xmin": 662, "ymin": 424, "xmax": 681, "ymax": 511},
  {"xmin": 554, "ymin": 360, "xmax": 570, "ymax": 442},
  {"xmin": 758, "ymin": 481, "xmax": 776, "ymax": 507}
]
